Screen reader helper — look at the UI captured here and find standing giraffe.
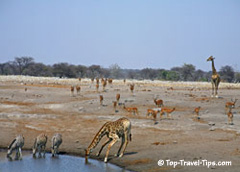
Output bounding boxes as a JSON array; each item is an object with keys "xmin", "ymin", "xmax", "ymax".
[
  {"xmin": 85, "ymin": 117, "xmax": 131, "ymax": 163},
  {"xmin": 207, "ymin": 56, "xmax": 221, "ymax": 98}
]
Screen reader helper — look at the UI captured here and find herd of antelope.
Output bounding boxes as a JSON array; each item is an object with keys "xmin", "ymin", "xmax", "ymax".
[
  {"xmin": 6, "ymin": 75, "xmax": 239, "ymax": 164},
  {"xmin": 72, "ymin": 77, "xmax": 238, "ymax": 162}
]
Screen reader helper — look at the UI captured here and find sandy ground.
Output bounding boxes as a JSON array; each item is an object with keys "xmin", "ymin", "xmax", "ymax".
[{"xmin": 0, "ymin": 75, "xmax": 240, "ymax": 172}]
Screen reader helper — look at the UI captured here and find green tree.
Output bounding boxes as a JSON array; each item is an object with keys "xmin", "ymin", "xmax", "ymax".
[
  {"xmin": 13, "ymin": 57, "xmax": 34, "ymax": 74},
  {"xmin": 140, "ymin": 68, "xmax": 158, "ymax": 80},
  {"xmin": 52, "ymin": 63, "xmax": 76, "ymax": 78},
  {"xmin": 219, "ymin": 65, "xmax": 235, "ymax": 82},
  {"xmin": 234, "ymin": 72, "xmax": 240, "ymax": 82},
  {"xmin": 166, "ymin": 71, "xmax": 180, "ymax": 81},
  {"xmin": 181, "ymin": 63, "xmax": 196, "ymax": 81},
  {"xmin": 109, "ymin": 64, "xmax": 121, "ymax": 79}
]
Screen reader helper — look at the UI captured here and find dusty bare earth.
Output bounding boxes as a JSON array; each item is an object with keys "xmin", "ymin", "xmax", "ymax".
[{"xmin": 0, "ymin": 75, "xmax": 240, "ymax": 172}]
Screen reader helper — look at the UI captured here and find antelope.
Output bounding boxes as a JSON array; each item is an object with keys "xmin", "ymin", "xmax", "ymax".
[
  {"xmin": 32, "ymin": 133, "xmax": 48, "ymax": 158},
  {"xmin": 51, "ymin": 133, "xmax": 63, "ymax": 157},
  {"xmin": 154, "ymin": 98, "xmax": 164, "ymax": 107},
  {"xmin": 123, "ymin": 103, "xmax": 139, "ymax": 115},
  {"xmin": 130, "ymin": 84, "xmax": 134, "ymax": 94},
  {"xmin": 146, "ymin": 109, "xmax": 158, "ymax": 121},
  {"xmin": 102, "ymin": 80, "xmax": 107, "ymax": 91},
  {"xmin": 76, "ymin": 85, "xmax": 81, "ymax": 95},
  {"xmin": 85, "ymin": 117, "xmax": 131, "ymax": 163},
  {"xmin": 227, "ymin": 109, "xmax": 233, "ymax": 125},
  {"xmin": 101, "ymin": 78, "xmax": 105, "ymax": 85},
  {"xmin": 193, "ymin": 106, "xmax": 201, "ymax": 117},
  {"xmin": 78, "ymin": 78, "xmax": 81, "ymax": 82},
  {"xmin": 108, "ymin": 78, "xmax": 113, "ymax": 84},
  {"xmin": 113, "ymin": 101, "xmax": 117, "ymax": 112},
  {"xmin": 123, "ymin": 79, "xmax": 126, "ymax": 84},
  {"xmin": 96, "ymin": 78, "xmax": 99, "ymax": 84},
  {"xmin": 225, "ymin": 98, "xmax": 238, "ymax": 114},
  {"xmin": 7, "ymin": 134, "xmax": 24, "ymax": 160},
  {"xmin": 99, "ymin": 95, "xmax": 104, "ymax": 106},
  {"xmin": 70, "ymin": 86, "xmax": 74, "ymax": 96},
  {"xmin": 116, "ymin": 93, "xmax": 120, "ymax": 103},
  {"xmin": 160, "ymin": 107, "xmax": 176, "ymax": 119},
  {"xmin": 96, "ymin": 84, "xmax": 99, "ymax": 92}
]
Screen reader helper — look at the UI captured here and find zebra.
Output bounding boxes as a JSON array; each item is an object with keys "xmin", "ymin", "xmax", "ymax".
[
  {"xmin": 7, "ymin": 134, "xmax": 24, "ymax": 160},
  {"xmin": 51, "ymin": 133, "xmax": 62, "ymax": 157},
  {"xmin": 32, "ymin": 133, "xmax": 48, "ymax": 158}
]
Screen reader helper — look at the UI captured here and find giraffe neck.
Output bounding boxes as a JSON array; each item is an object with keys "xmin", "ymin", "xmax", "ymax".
[
  {"xmin": 211, "ymin": 60, "xmax": 217, "ymax": 74},
  {"xmin": 87, "ymin": 123, "xmax": 109, "ymax": 152}
]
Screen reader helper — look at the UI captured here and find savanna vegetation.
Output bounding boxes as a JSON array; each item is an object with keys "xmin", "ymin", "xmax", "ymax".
[{"xmin": 1, "ymin": 57, "xmax": 239, "ymax": 82}]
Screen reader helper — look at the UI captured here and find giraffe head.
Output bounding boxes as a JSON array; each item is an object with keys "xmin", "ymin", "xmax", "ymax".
[
  {"xmin": 207, "ymin": 56, "xmax": 215, "ymax": 61},
  {"xmin": 85, "ymin": 148, "xmax": 92, "ymax": 164}
]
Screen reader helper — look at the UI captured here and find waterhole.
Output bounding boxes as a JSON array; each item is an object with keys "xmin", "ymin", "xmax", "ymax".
[{"xmin": 0, "ymin": 150, "xmax": 129, "ymax": 172}]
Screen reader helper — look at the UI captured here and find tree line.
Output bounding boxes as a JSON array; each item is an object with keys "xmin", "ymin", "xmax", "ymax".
[{"xmin": 0, "ymin": 57, "xmax": 239, "ymax": 83}]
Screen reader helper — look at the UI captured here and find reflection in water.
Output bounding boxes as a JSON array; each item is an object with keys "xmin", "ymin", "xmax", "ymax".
[{"xmin": 0, "ymin": 150, "xmax": 129, "ymax": 172}]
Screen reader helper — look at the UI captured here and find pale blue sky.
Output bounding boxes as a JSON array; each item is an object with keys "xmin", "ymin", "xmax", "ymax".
[{"xmin": 0, "ymin": 0, "xmax": 240, "ymax": 71}]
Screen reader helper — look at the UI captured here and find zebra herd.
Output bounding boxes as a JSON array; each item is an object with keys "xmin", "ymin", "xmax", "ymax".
[{"xmin": 6, "ymin": 133, "xmax": 62, "ymax": 160}]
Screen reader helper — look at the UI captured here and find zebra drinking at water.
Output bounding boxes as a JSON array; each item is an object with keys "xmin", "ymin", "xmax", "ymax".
[
  {"xmin": 32, "ymin": 133, "xmax": 48, "ymax": 158},
  {"xmin": 7, "ymin": 134, "xmax": 24, "ymax": 160},
  {"xmin": 51, "ymin": 133, "xmax": 62, "ymax": 157}
]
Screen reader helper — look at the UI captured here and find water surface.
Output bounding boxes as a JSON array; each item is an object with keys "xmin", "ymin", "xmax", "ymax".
[{"xmin": 0, "ymin": 150, "xmax": 129, "ymax": 172}]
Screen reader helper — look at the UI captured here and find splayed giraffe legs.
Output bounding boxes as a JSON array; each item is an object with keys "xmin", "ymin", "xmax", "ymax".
[
  {"xmin": 104, "ymin": 138, "xmax": 118, "ymax": 163},
  {"xmin": 118, "ymin": 134, "xmax": 129, "ymax": 158},
  {"xmin": 96, "ymin": 138, "xmax": 112, "ymax": 157},
  {"xmin": 115, "ymin": 136, "xmax": 125, "ymax": 157},
  {"xmin": 86, "ymin": 117, "xmax": 131, "ymax": 163}
]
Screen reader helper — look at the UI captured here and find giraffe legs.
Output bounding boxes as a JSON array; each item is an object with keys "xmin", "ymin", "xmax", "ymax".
[
  {"xmin": 211, "ymin": 80, "xmax": 215, "ymax": 97},
  {"xmin": 115, "ymin": 137, "xmax": 125, "ymax": 157},
  {"xmin": 119, "ymin": 134, "xmax": 129, "ymax": 158},
  {"xmin": 211, "ymin": 78, "xmax": 220, "ymax": 98},
  {"xmin": 96, "ymin": 138, "xmax": 112, "ymax": 157},
  {"xmin": 104, "ymin": 138, "xmax": 118, "ymax": 163},
  {"xmin": 215, "ymin": 80, "xmax": 220, "ymax": 98}
]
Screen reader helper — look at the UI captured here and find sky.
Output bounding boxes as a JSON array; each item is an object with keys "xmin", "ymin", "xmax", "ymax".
[{"xmin": 0, "ymin": 0, "xmax": 240, "ymax": 71}]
